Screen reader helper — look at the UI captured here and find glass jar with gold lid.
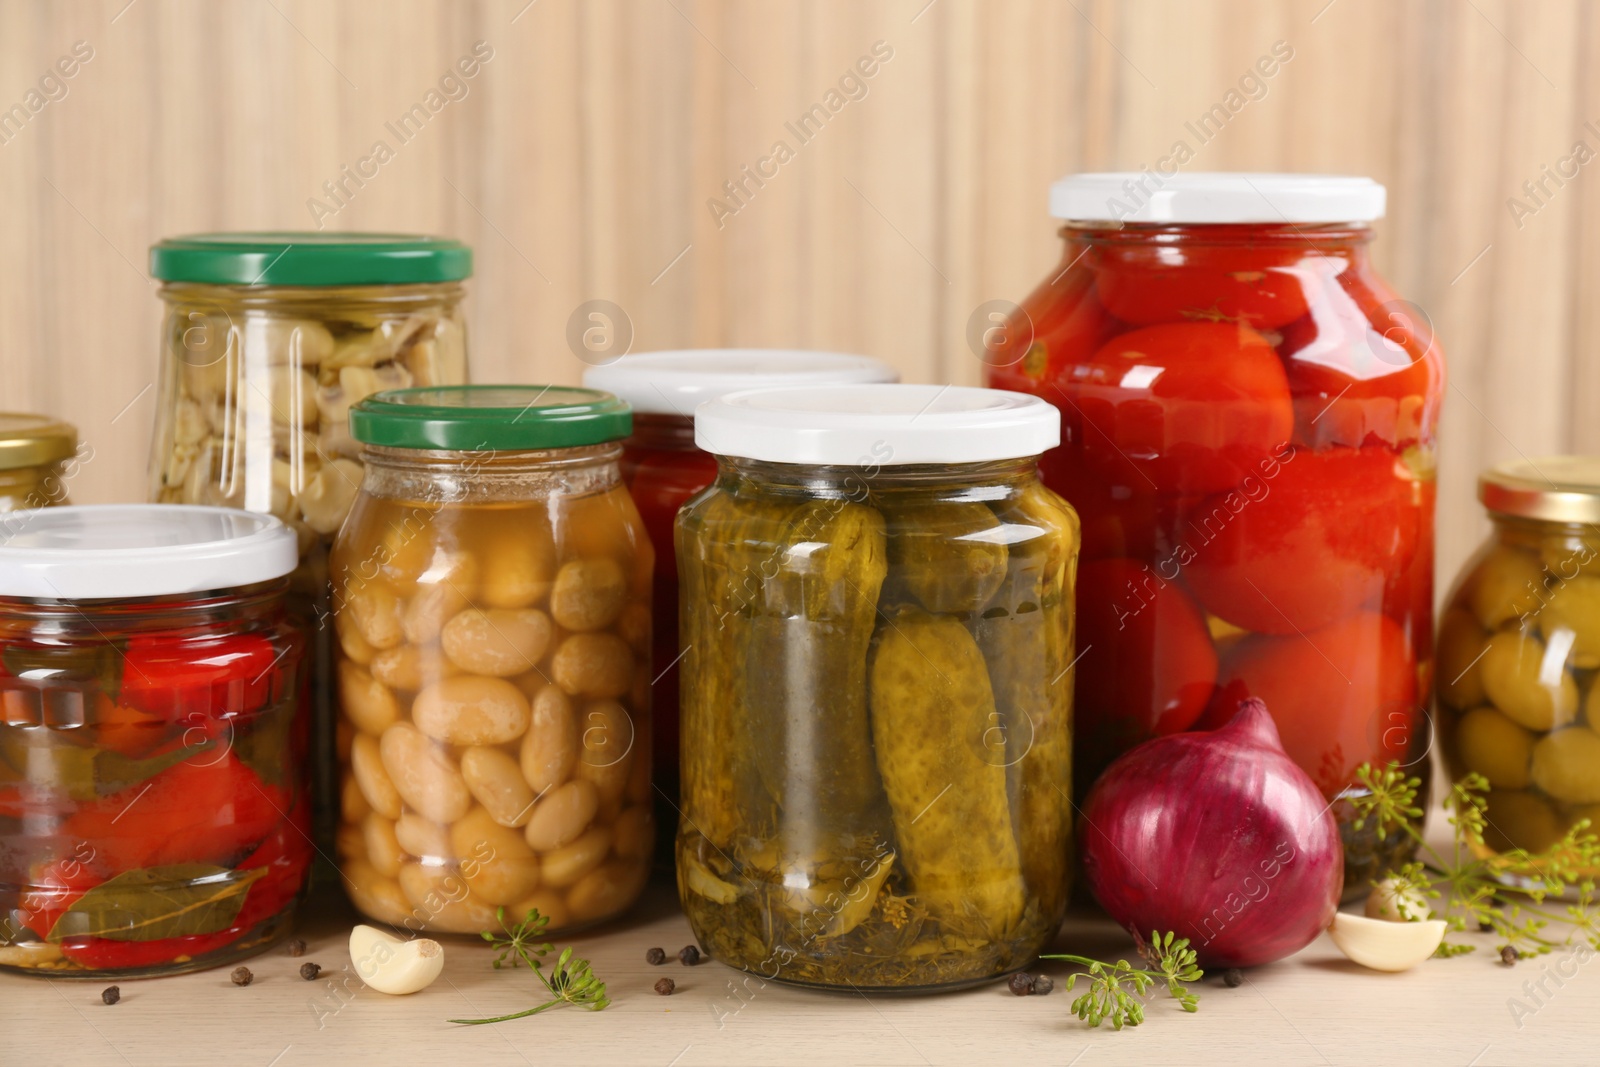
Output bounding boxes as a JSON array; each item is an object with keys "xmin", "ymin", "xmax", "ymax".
[
  {"xmin": 0, "ymin": 414, "xmax": 79, "ymax": 512},
  {"xmin": 1438, "ymin": 457, "xmax": 1600, "ymax": 860}
]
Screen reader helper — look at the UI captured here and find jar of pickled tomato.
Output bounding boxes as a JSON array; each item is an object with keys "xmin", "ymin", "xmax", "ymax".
[
  {"xmin": 331, "ymin": 386, "xmax": 653, "ymax": 935},
  {"xmin": 986, "ymin": 173, "xmax": 1443, "ymax": 895},
  {"xmin": 677, "ymin": 384, "xmax": 1078, "ymax": 991},
  {"xmin": 1438, "ymin": 458, "xmax": 1600, "ymax": 866},
  {"xmin": 0, "ymin": 506, "xmax": 308, "ymax": 977},
  {"xmin": 0, "ymin": 414, "xmax": 81, "ymax": 512},
  {"xmin": 581, "ymin": 350, "xmax": 897, "ymax": 814}
]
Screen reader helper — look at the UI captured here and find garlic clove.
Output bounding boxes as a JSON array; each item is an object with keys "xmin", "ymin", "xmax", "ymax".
[
  {"xmin": 349, "ymin": 924, "xmax": 445, "ymax": 995},
  {"xmin": 1327, "ymin": 912, "xmax": 1447, "ymax": 972},
  {"xmin": 1364, "ymin": 877, "xmax": 1432, "ymax": 922}
]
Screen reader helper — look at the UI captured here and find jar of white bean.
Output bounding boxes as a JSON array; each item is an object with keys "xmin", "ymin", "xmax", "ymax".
[
  {"xmin": 149, "ymin": 234, "xmax": 472, "ymax": 841},
  {"xmin": 331, "ymin": 385, "xmax": 654, "ymax": 935}
]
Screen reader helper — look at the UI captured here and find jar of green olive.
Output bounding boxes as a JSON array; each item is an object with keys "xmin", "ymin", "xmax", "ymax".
[
  {"xmin": 1438, "ymin": 458, "xmax": 1600, "ymax": 865},
  {"xmin": 677, "ymin": 384, "xmax": 1079, "ymax": 991},
  {"xmin": 147, "ymin": 234, "xmax": 472, "ymax": 839}
]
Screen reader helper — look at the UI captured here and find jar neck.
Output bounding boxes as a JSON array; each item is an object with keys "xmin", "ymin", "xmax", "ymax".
[
  {"xmin": 716, "ymin": 455, "xmax": 1041, "ymax": 500},
  {"xmin": 629, "ymin": 413, "xmax": 698, "ymax": 452},
  {"xmin": 0, "ymin": 462, "xmax": 69, "ymax": 511},
  {"xmin": 1061, "ymin": 222, "xmax": 1375, "ymax": 255},
  {"xmin": 0, "ymin": 579, "xmax": 291, "ymax": 637},
  {"xmin": 359, "ymin": 442, "xmax": 624, "ymax": 504},
  {"xmin": 158, "ymin": 281, "xmax": 465, "ymax": 313}
]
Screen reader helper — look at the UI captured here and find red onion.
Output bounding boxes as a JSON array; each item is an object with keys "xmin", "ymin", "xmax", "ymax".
[{"xmin": 1079, "ymin": 698, "xmax": 1342, "ymax": 969}]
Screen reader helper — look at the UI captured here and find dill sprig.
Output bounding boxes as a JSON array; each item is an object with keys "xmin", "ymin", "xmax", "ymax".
[
  {"xmin": 447, "ymin": 907, "xmax": 610, "ymax": 1024},
  {"xmin": 1041, "ymin": 930, "xmax": 1203, "ymax": 1030}
]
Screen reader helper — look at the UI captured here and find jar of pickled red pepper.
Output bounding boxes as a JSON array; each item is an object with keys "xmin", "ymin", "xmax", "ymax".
[
  {"xmin": 581, "ymin": 350, "xmax": 897, "ymax": 815},
  {"xmin": 149, "ymin": 233, "xmax": 472, "ymax": 841},
  {"xmin": 986, "ymin": 173, "xmax": 1443, "ymax": 896},
  {"xmin": 1438, "ymin": 458, "xmax": 1600, "ymax": 866},
  {"xmin": 0, "ymin": 414, "xmax": 81, "ymax": 513},
  {"xmin": 0, "ymin": 506, "xmax": 308, "ymax": 977},
  {"xmin": 677, "ymin": 384, "xmax": 1078, "ymax": 991},
  {"xmin": 331, "ymin": 386, "xmax": 653, "ymax": 935}
]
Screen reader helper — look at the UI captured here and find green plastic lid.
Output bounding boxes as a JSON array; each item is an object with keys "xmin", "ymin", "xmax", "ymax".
[
  {"xmin": 349, "ymin": 386, "xmax": 632, "ymax": 452},
  {"xmin": 150, "ymin": 233, "xmax": 473, "ymax": 286}
]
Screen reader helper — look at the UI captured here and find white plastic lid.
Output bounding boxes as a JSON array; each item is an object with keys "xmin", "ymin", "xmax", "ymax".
[
  {"xmin": 0, "ymin": 505, "xmax": 299, "ymax": 600},
  {"xmin": 1049, "ymin": 172, "xmax": 1386, "ymax": 224},
  {"xmin": 581, "ymin": 349, "xmax": 899, "ymax": 417},
  {"xmin": 695, "ymin": 384, "xmax": 1060, "ymax": 465}
]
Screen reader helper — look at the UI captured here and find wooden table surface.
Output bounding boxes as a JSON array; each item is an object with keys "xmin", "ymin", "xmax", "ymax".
[{"xmin": 3, "ymin": 869, "xmax": 1595, "ymax": 1067}]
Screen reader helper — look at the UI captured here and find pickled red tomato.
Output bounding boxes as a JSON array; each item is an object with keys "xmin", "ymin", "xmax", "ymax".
[
  {"xmin": 1208, "ymin": 611, "xmax": 1416, "ymax": 798},
  {"xmin": 1040, "ymin": 450, "xmax": 1162, "ymax": 561},
  {"xmin": 1183, "ymin": 445, "xmax": 1421, "ymax": 635},
  {"xmin": 1068, "ymin": 322, "xmax": 1294, "ymax": 494},
  {"xmin": 986, "ymin": 267, "xmax": 1117, "ymax": 395},
  {"xmin": 1073, "ymin": 559, "xmax": 1217, "ymax": 782},
  {"xmin": 1280, "ymin": 274, "xmax": 1440, "ymax": 450},
  {"xmin": 1091, "ymin": 241, "xmax": 1314, "ymax": 330}
]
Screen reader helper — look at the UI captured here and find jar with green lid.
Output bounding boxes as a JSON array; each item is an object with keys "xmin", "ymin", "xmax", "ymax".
[
  {"xmin": 0, "ymin": 414, "xmax": 79, "ymax": 512},
  {"xmin": 676, "ymin": 384, "xmax": 1079, "ymax": 991},
  {"xmin": 330, "ymin": 386, "xmax": 653, "ymax": 935},
  {"xmin": 1438, "ymin": 457, "xmax": 1600, "ymax": 870},
  {"xmin": 147, "ymin": 233, "xmax": 472, "ymax": 837}
]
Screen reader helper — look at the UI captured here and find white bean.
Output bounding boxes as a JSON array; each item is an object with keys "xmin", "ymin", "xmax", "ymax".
[
  {"xmin": 412, "ymin": 676, "xmax": 531, "ymax": 746},
  {"xmin": 540, "ymin": 825, "xmax": 612, "ymax": 888},
  {"xmin": 520, "ymin": 685, "xmax": 578, "ymax": 794},
  {"xmin": 565, "ymin": 859, "xmax": 648, "ymax": 923},
  {"xmin": 551, "ymin": 633, "xmax": 633, "ymax": 698},
  {"xmin": 352, "ymin": 732, "xmax": 403, "ymax": 819},
  {"xmin": 461, "ymin": 747, "xmax": 536, "ymax": 828},
  {"xmin": 451, "ymin": 807, "xmax": 542, "ymax": 904},
  {"xmin": 549, "ymin": 557, "xmax": 628, "ymax": 632},
  {"xmin": 339, "ymin": 658, "xmax": 400, "ymax": 736},
  {"xmin": 442, "ymin": 608, "xmax": 554, "ymax": 677},
  {"xmin": 524, "ymin": 780, "xmax": 599, "ymax": 852},
  {"xmin": 396, "ymin": 862, "xmax": 497, "ymax": 933},
  {"xmin": 346, "ymin": 580, "xmax": 405, "ymax": 650},
  {"xmin": 370, "ymin": 644, "xmax": 456, "ymax": 692},
  {"xmin": 378, "ymin": 723, "xmax": 472, "ymax": 824},
  {"xmin": 395, "ymin": 812, "xmax": 454, "ymax": 862},
  {"xmin": 364, "ymin": 813, "xmax": 404, "ymax": 878}
]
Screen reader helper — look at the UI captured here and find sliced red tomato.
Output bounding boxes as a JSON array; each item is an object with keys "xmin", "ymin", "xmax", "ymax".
[
  {"xmin": 1067, "ymin": 322, "xmax": 1294, "ymax": 494},
  {"xmin": 1091, "ymin": 239, "xmax": 1326, "ymax": 330},
  {"xmin": 232, "ymin": 810, "xmax": 313, "ymax": 930},
  {"xmin": 67, "ymin": 750, "xmax": 287, "ymax": 870},
  {"xmin": 119, "ymin": 632, "xmax": 282, "ymax": 724},
  {"xmin": 1182, "ymin": 445, "xmax": 1421, "ymax": 635},
  {"xmin": 1073, "ymin": 559, "xmax": 1218, "ymax": 789},
  {"xmin": 1280, "ymin": 271, "xmax": 1442, "ymax": 450},
  {"xmin": 59, "ymin": 928, "xmax": 245, "ymax": 970},
  {"xmin": 1205, "ymin": 611, "xmax": 1417, "ymax": 797}
]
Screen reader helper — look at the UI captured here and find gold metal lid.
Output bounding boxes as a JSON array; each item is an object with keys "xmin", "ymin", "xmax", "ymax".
[
  {"xmin": 1480, "ymin": 456, "xmax": 1600, "ymax": 524},
  {"xmin": 0, "ymin": 414, "xmax": 77, "ymax": 471}
]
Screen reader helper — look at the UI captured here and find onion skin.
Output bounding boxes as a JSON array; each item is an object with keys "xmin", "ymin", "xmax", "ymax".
[{"xmin": 1079, "ymin": 698, "xmax": 1342, "ymax": 968}]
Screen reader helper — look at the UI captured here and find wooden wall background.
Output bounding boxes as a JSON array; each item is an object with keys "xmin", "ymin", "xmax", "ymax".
[{"xmin": 0, "ymin": 0, "xmax": 1592, "ymax": 587}]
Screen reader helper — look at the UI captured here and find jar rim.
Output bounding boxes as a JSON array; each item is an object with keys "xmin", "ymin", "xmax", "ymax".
[
  {"xmin": 1049, "ymin": 172, "xmax": 1385, "ymax": 224},
  {"xmin": 350, "ymin": 385, "xmax": 632, "ymax": 451},
  {"xmin": 150, "ymin": 232, "xmax": 472, "ymax": 286},
  {"xmin": 583, "ymin": 349, "xmax": 898, "ymax": 415}
]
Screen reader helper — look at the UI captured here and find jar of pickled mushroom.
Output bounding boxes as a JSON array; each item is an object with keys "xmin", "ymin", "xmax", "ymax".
[
  {"xmin": 0, "ymin": 414, "xmax": 81, "ymax": 512},
  {"xmin": 676, "ymin": 384, "xmax": 1078, "ymax": 991},
  {"xmin": 330, "ymin": 386, "xmax": 653, "ymax": 935},
  {"xmin": 0, "ymin": 505, "xmax": 308, "ymax": 977},
  {"xmin": 986, "ymin": 173, "xmax": 1443, "ymax": 896},
  {"xmin": 148, "ymin": 233, "xmax": 471, "ymax": 839},
  {"xmin": 581, "ymin": 350, "xmax": 898, "ymax": 815},
  {"xmin": 1438, "ymin": 458, "xmax": 1600, "ymax": 865}
]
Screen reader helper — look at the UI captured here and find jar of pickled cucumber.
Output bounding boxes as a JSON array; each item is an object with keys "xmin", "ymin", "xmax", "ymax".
[
  {"xmin": 677, "ymin": 384, "xmax": 1078, "ymax": 991},
  {"xmin": 1438, "ymin": 458, "xmax": 1600, "ymax": 863},
  {"xmin": 581, "ymin": 350, "xmax": 897, "ymax": 815},
  {"xmin": 987, "ymin": 174, "xmax": 1443, "ymax": 897},
  {"xmin": 0, "ymin": 506, "xmax": 308, "ymax": 977},
  {"xmin": 0, "ymin": 414, "xmax": 80, "ymax": 513},
  {"xmin": 330, "ymin": 386, "xmax": 653, "ymax": 935},
  {"xmin": 148, "ymin": 233, "xmax": 472, "ymax": 839}
]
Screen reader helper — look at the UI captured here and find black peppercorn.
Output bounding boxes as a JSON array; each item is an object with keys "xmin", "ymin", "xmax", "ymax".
[
  {"xmin": 100, "ymin": 986, "xmax": 120, "ymax": 1006},
  {"xmin": 1223, "ymin": 968, "xmax": 1244, "ymax": 988},
  {"xmin": 230, "ymin": 966, "xmax": 253, "ymax": 987},
  {"xmin": 1479, "ymin": 921, "xmax": 1494, "ymax": 933},
  {"xmin": 646, "ymin": 947, "xmax": 667, "ymax": 965},
  {"xmin": 287, "ymin": 938, "xmax": 307, "ymax": 958},
  {"xmin": 1501, "ymin": 946, "xmax": 1519, "ymax": 966},
  {"xmin": 655, "ymin": 977, "xmax": 676, "ymax": 995},
  {"xmin": 1032, "ymin": 974, "xmax": 1054, "ymax": 996},
  {"xmin": 1007, "ymin": 972, "xmax": 1034, "ymax": 996},
  {"xmin": 299, "ymin": 962, "xmax": 322, "ymax": 981},
  {"xmin": 678, "ymin": 945, "xmax": 701, "ymax": 966}
]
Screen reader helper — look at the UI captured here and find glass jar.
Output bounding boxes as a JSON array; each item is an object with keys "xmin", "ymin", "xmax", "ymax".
[
  {"xmin": 148, "ymin": 233, "xmax": 472, "ymax": 840},
  {"xmin": 676, "ymin": 384, "xmax": 1078, "ymax": 991},
  {"xmin": 330, "ymin": 386, "xmax": 653, "ymax": 935},
  {"xmin": 1439, "ymin": 458, "xmax": 1600, "ymax": 864},
  {"xmin": 0, "ymin": 414, "xmax": 80, "ymax": 512},
  {"xmin": 986, "ymin": 174, "xmax": 1443, "ymax": 896},
  {"xmin": 581, "ymin": 350, "xmax": 897, "ymax": 816},
  {"xmin": 0, "ymin": 506, "xmax": 308, "ymax": 977}
]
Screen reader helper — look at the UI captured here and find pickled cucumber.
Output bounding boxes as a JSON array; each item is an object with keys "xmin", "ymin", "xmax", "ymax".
[
  {"xmin": 882, "ymin": 499, "xmax": 1008, "ymax": 614},
  {"xmin": 869, "ymin": 608, "xmax": 1025, "ymax": 937}
]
